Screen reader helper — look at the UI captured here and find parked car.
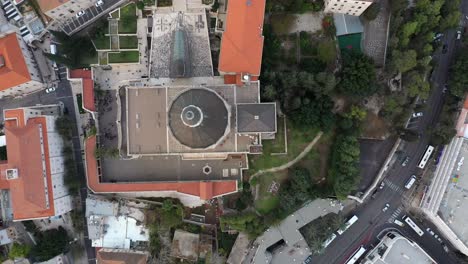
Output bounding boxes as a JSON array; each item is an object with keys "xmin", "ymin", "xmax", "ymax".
[
  {"xmin": 95, "ymin": 0, "xmax": 104, "ymax": 7},
  {"xmin": 76, "ymin": 10, "xmax": 86, "ymax": 17},
  {"xmin": 45, "ymin": 86, "xmax": 56, "ymax": 93},
  {"xmin": 382, "ymin": 203, "xmax": 390, "ymax": 212},
  {"xmin": 402, "ymin": 156, "xmax": 410, "ymax": 167},
  {"xmin": 433, "ymin": 33, "xmax": 443, "ymax": 40},
  {"xmin": 443, "ymin": 84, "xmax": 448, "ymax": 93},
  {"xmin": 442, "ymin": 44, "xmax": 448, "ymax": 54},
  {"xmin": 457, "ymin": 30, "xmax": 462, "ymax": 40},
  {"xmin": 379, "ymin": 182, "xmax": 385, "ymax": 189},
  {"xmin": 412, "ymin": 112, "xmax": 423, "ymax": 118}
]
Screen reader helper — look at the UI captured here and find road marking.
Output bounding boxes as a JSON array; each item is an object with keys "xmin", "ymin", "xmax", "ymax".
[
  {"xmin": 387, "ymin": 205, "xmax": 404, "ymax": 223},
  {"xmin": 384, "ymin": 179, "xmax": 404, "ymax": 195}
]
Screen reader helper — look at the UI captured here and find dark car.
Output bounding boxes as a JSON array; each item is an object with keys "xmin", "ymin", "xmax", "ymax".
[{"xmin": 442, "ymin": 44, "xmax": 448, "ymax": 54}]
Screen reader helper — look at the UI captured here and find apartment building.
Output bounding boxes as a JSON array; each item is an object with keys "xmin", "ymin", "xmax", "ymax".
[
  {"xmin": 324, "ymin": 0, "xmax": 373, "ymax": 16},
  {"xmin": 0, "ymin": 105, "xmax": 72, "ymax": 221},
  {"xmin": 0, "ymin": 31, "xmax": 44, "ymax": 98}
]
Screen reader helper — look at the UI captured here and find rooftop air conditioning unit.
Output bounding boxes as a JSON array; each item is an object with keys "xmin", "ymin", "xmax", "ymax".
[
  {"xmin": 6, "ymin": 168, "xmax": 18, "ymax": 180},
  {"xmin": 241, "ymin": 73, "xmax": 250, "ymax": 83}
]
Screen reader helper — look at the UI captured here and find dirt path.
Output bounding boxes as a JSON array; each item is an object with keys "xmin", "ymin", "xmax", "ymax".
[{"xmin": 251, "ymin": 131, "xmax": 323, "ymax": 178}]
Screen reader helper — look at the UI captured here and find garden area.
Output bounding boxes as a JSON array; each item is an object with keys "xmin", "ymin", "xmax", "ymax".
[
  {"xmin": 108, "ymin": 51, "xmax": 140, "ymax": 63},
  {"xmin": 118, "ymin": 3, "xmax": 137, "ymax": 34},
  {"xmin": 119, "ymin": 35, "xmax": 138, "ymax": 49}
]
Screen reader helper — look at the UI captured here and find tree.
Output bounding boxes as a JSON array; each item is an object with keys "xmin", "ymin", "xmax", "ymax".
[
  {"xmin": 32, "ymin": 227, "xmax": 69, "ymax": 261},
  {"xmin": 136, "ymin": 1, "xmax": 145, "ymax": 9},
  {"xmin": 55, "ymin": 116, "xmax": 73, "ymax": 140},
  {"xmin": 9, "ymin": 243, "xmax": 30, "ymax": 259},
  {"xmin": 362, "ymin": 2, "xmax": 380, "ymax": 21},
  {"xmin": 345, "ymin": 105, "xmax": 367, "ymax": 122},
  {"xmin": 220, "ymin": 212, "xmax": 266, "ymax": 239},
  {"xmin": 389, "ymin": 50, "xmax": 418, "ymax": 73},
  {"xmin": 449, "ymin": 49, "xmax": 468, "ymax": 97},
  {"xmin": 262, "ymin": 84, "xmax": 277, "ymax": 100},
  {"xmin": 404, "ymin": 70, "xmax": 431, "ymax": 98},
  {"xmin": 338, "ymin": 50, "xmax": 377, "ymax": 97}
]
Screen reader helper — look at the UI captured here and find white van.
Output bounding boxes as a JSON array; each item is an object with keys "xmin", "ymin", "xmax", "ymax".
[
  {"xmin": 50, "ymin": 44, "xmax": 57, "ymax": 55},
  {"xmin": 405, "ymin": 175, "xmax": 417, "ymax": 189}
]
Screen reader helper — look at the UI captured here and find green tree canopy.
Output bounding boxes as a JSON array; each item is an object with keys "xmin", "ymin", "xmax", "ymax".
[
  {"xmin": 389, "ymin": 49, "xmax": 418, "ymax": 73},
  {"xmin": 32, "ymin": 227, "xmax": 69, "ymax": 261},
  {"xmin": 449, "ymin": 49, "xmax": 468, "ymax": 97},
  {"xmin": 338, "ymin": 51, "xmax": 377, "ymax": 97},
  {"xmin": 9, "ymin": 243, "xmax": 31, "ymax": 259}
]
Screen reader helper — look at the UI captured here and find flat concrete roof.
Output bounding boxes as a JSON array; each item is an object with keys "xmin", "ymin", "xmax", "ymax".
[
  {"xmin": 364, "ymin": 233, "xmax": 435, "ymax": 264},
  {"xmin": 126, "ymin": 87, "xmax": 168, "ymax": 155},
  {"xmin": 124, "ymin": 84, "xmax": 267, "ymax": 155},
  {"xmin": 439, "ymin": 139, "xmax": 468, "ymax": 245},
  {"xmin": 101, "ymin": 154, "xmax": 245, "ymax": 182}
]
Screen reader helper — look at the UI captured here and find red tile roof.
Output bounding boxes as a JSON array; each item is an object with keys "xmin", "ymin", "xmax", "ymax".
[
  {"xmin": 1, "ymin": 109, "xmax": 55, "ymax": 220},
  {"xmin": 0, "ymin": 33, "xmax": 31, "ymax": 91},
  {"xmin": 69, "ymin": 69, "xmax": 96, "ymax": 112},
  {"xmin": 218, "ymin": 0, "xmax": 266, "ymax": 76},
  {"xmin": 84, "ymin": 136, "xmax": 237, "ymax": 199}
]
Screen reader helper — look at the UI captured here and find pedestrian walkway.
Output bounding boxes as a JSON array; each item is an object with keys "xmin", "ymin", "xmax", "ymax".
[
  {"xmin": 383, "ymin": 178, "xmax": 404, "ymax": 195},
  {"xmin": 387, "ymin": 205, "xmax": 404, "ymax": 224}
]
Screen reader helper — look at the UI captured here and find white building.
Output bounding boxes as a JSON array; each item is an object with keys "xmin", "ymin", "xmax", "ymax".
[
  {"xmin": 324, "ymin": 0, "xmax": 373, "ymax": 16},
  {"xmin": 0, "ymin": 105, "xmax": 72, "ymax": 221},
  {"xmin": 85, "ymin": 196, "xmax": 149, "ymax": 249},
  {"xmin": 362, "ymin": 232, "xmax": 435, "ymax": 264},
  {"xmin": 0, "ymin": 30, "xmax": 44, "ymax": 98}
]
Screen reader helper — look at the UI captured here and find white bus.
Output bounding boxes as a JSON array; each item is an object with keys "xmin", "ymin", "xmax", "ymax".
[
  {"xmin": 322, "ymin": 233, "xmax": 337, "ymax": 249},
  {"xmin": 418, "ymin": 145, "xmax": 435, "ymax": 169},
  {"xmin": 405, "ymin": 175, "xmax": 417, "ymax": 189},
  {"xmin": 337, "ymin": 215, "xmax": 358, "ymax": 235},
  {"xmin": 345, "ymin": 246, "xmax": 366, "ymax": 264},
  {"xmin": 404, "ymin": 216, "xmax": 424, "ymax": 236}
]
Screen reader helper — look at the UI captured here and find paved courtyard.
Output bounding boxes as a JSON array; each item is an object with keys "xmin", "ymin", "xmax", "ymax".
[{"xmin": 362, "ymin": 0, "xmax": 390, "ymax": 67}]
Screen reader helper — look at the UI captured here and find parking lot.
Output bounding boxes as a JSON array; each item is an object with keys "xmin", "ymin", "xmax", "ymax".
[{"xmin": 61, "ymin": 0, "xmax": 124, "ymax": 35}]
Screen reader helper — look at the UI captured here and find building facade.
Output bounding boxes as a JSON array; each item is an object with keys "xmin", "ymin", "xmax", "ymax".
[
  {"xmin": 0, "ymin": 31, "xmax": 44, "ymax": 98},
  {"xmin": 324, "ymin": 0, "xmax": 373, "ymax": 16},
  {"xmin": 0, "ymin": 105, "xmax": 72, "ymax": 221}
]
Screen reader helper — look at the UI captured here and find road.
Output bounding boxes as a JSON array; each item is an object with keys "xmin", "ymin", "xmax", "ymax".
[{"xmin": 311, "ymin": 3, "xmax": 468, "ymax": 264}]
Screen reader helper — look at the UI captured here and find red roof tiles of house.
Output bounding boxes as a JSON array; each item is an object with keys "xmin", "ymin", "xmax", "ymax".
[
  {"xmin": 84, "ymin": 135, "xmax": 237, "ymax": 199},
  {"xmin": 0, "ymin": 109, "xmax": 55, "ymax": 220},
  {"xmin": 218, "ymin": 0, "xmax": 266, "ymax": 76},
  {"xmin": 0, "ymin": 33, "xmax": 31, "ymax": 91}
]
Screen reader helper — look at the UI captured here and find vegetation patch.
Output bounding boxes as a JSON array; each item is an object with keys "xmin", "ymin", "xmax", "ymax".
[
  {"xmin": 270, "ymin": 14, "xmax": 296, "ymax": 35},
  {"xmin": 108, "ymin": 51, "xmax": 140, "ymax": 63},
  {"xmin": 157, "ymin": 0, "xmax": 172, "ymax": 7},
  {"xmin": 248, "ymin": 122, "xmax": 319, "ymax": 173},
  {"xmin": 118, "ymin": 3, "xmax": 137, "ymax": 33},
  {"xmin": 119, "ymin": 35, "xmax": 138, "ymax": 49},
  {"xmin": 300, "ymin": 213, "xmax": 343, "ymax": 254}
]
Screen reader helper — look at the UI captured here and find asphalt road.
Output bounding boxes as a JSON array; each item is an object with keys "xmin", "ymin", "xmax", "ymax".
[{"xmin": 311, "ymin": 3, "xmax": 468, "ymax": 264}]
